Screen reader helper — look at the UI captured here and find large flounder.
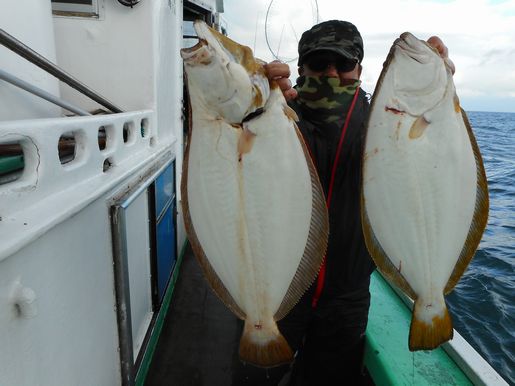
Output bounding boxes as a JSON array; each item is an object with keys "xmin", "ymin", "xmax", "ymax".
[
  {"xmin": 180, "ymin": 21, "xmax": 328, "ymax": 367},
  {"xmin": 362, "ymin": 32, "xmax": 489, "ymax": 351}
]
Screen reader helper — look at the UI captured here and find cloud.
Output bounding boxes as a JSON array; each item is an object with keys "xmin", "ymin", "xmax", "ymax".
[{"xmin": 222, "ymin": 0, "xmax": 515, "ymax": 112}]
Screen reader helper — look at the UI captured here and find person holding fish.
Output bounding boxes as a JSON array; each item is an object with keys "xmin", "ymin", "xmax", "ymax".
[{"xmin": 232, "ymin": 20, "xmax": 455, "ymax": 386}]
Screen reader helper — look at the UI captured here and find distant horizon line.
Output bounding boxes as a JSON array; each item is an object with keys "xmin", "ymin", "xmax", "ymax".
[{"xmin": 464, "ymin": 109, "xmax": 515, "ymax": 114}]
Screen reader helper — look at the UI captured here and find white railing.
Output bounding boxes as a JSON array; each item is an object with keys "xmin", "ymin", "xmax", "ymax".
[{"xmin": 0, "ymin": 110, "xmax": 176, "ymax": 261}]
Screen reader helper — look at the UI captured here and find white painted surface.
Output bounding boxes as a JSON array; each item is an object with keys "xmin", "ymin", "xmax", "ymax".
[
  {"xmin": 125, "ymin": 190, "xmax": 153, "ymax": 359},
  {"xmin": 0, "ymin": 0, "xmax": 61, "ymax": 120},
  {"xmin": 53, "ymin": 1, "xmax": 155, "ymax": 114},
  {"xmin": 0, "ymin": 200, "xmax": 120, "ymax": 386},
  {"xmin": 443, "ymin": 332, "xmax": 510, "ymax": 386},
  {"xmin": 0, "ymin": 109, "xmax": 175, "ymax": 385}
]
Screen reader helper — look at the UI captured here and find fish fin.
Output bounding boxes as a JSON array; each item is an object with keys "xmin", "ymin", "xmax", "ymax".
[
  {"xmin": 444, "ymin": 109, "xmax": 489, "ymax": 294},
  {"xmin": 409, "ymin": 298, "xmax": 453, "ymax": 351},
  {"xmin": 283, "ymin": 105, "xmax": 299, "ymax": 122},
  {"xmin": 408, "ymin": 115, "xmax": 430, "ymax": 139},
  {"xmin": 180, "ymin": 120, "xmax": 246, "ymax": 320},
  {"xmin": 361, "ymin": 196, "xmax": 417, "ymax": 300},
  {"xmin": 237, "ymin": 126, "xmax": 256, "ymax": 157},
  {"xmin": 453, "ymin": 93, "xmax": 461, "ymax": 113},
  {"xmin": 239, "ymin": 320, "xmax": 294, "ymax": 368},
  {"xmin": 274, "ymin": 123, "xmax": 329, "ymax": 321}
]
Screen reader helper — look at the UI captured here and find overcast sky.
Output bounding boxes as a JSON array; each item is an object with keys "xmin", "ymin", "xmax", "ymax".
[{"xmin": 221, "ymin": 0, "xmax": 515, "ymax": 113}]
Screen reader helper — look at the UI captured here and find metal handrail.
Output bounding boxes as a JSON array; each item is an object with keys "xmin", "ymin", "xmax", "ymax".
[
  {"xmin": 0, "ymin": 69, "xmax": 91, "ymax": 116},
  {"xmin": 0, "ymin": 28, "xmax": 123, "ymax": 114}
]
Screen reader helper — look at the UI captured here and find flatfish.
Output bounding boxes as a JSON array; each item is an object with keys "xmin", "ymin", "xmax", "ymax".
[
  {"xmin": 180, "ymin": 21, "xmax": 329, "ymax": 367},
  {"xmin": 362, "ymin": 32, "xmax": 489, "ymax": 351}
]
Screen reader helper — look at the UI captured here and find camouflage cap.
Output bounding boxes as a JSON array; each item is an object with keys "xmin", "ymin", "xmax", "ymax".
[{"xmin": 298, "ymin": 20, "xmax": 364, "ymax": 66}]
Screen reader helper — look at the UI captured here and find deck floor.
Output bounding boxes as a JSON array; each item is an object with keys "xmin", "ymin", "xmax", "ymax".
[
  {"xmin": 145, "ymin": 245, "xmax": 374, "ymax": 386},
  {"xmin": 145, "ymin": 244, "xmax": 241, "ymax": 385}
]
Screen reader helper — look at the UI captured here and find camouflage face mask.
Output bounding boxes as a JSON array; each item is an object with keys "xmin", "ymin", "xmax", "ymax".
[{"xmin": 296, "ymin": 76, "xmax": 360, "ymax": 124}]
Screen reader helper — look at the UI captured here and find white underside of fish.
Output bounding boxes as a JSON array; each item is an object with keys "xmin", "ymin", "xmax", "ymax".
[
  {"xmin": 364, "ymin": 85, "xmax": 475, "ymax": 308},
  {"xmin": 181, "ymin": 21, "xmax": 328, "ymax": 367},
  {"xmin": 187, "ymin": 90, "xmax": 312, "ymax": 321},
  {"xmin": 362, "ymin": 33, "xmax": 488, "ymax": 351}
]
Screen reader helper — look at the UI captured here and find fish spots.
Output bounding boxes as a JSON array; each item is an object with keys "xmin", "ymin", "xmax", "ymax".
[
  {"xmin": 196, "ymin": 52, "xmax": 212, "ymax": 65},
  {"xmin": 409, "ymin": 115, "xmax": 430, "ymax": 139},
  {"xmin": 364, "ymin": 147, "xmax": 379, "ymax": 161}
]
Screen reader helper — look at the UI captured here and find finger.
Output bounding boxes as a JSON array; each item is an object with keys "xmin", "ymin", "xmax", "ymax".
[
  {"xmin": 427, "ymin": 36, "xmax": 448, "ymax": 58},
  {"xmin": 264, "ymin": 61, "xmax": 291, "ymax": 80},
  {"xmin": 427, "ymin": 36, "xmax": 455, "ymax": 74},
  {"xmin": 283, "ymin": 88, "xmax": 298, "ymax": 101},
  {"xmin": 275, "ymin": 77, "xmax": 292, "ymax": 92}
]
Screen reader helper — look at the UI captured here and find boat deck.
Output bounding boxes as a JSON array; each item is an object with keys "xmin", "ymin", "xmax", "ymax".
[
  {"xmin": 144, "ymin": 245, "xmax": 376, "ymax": 386},
  {"xmin": 145, "ymin": 244, "xmax": 241, "ymax": 385}
]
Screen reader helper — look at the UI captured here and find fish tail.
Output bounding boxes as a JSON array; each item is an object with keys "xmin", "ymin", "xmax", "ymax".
[
  {"xmin": 239, "ymin": 320, "xmax": 294, "ymax": 368},
  {"xmin": 409, "ymin": 297, "xmax": 453, "ymax": 351}
]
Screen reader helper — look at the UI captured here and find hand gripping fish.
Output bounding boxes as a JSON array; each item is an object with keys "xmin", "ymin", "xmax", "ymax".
[
  {"xmin": 180, "ymin": 21, "xmax": 329, "ymax": 367},
  {"xmin": 362, "ymin": 32, "xmax": 489, "ymax": 351}
]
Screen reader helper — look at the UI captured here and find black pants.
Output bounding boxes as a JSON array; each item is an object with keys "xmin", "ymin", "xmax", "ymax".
[{"xmin": 231, "ymin": 283, "xmax": 371, "ymax": 386}]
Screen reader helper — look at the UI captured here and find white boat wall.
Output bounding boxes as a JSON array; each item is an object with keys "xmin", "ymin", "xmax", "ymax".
[{"xmin": 0, "ymin": 1, "xmax": 223, "ymax": 385}]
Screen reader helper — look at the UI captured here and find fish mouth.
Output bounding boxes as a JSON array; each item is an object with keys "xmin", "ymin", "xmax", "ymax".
[
  {"xmin": 181, "ymin": 39, "xmax": 206, "ymax": 55},
  {"xmin": 395, "ymin": 32, "xmax": 431, "ymax": 64},
  {"xmin": 180, "ymin": 39, "xmax": 213, "ymax": 66}
]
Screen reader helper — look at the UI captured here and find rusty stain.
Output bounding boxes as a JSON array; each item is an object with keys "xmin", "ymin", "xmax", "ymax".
[{"xmin": 364, "ymin": 147, "xmax": 380, "ymax": 162}]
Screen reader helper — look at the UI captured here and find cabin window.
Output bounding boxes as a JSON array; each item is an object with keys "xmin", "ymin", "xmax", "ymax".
[
  {"xmin": 58, "ymin": 132, "xmax": 77, "ymax": 165},
  {"xmin": 0, "ymin": 142, "xmax": 24, "ymax": 185},
  {"xmin": 51, "ymin": 0, "xmax": 101, "ymax": 18},
  {"xmin": 123, "ymin": 121, "xmax": 135, "ymax": 145}
]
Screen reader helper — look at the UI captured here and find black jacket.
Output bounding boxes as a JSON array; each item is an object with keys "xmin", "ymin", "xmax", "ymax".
[{"xmin": 289, "ymin": 88, "xmax": 375, "ymax": 299}]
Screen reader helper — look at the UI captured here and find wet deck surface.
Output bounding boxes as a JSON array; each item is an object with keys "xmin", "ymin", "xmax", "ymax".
[{"xmin": 145, "ymin": 244, "xmax": 240, "ymax": 385}]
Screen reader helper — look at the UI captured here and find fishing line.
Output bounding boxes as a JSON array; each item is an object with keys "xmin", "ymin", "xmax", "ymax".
[{"xmin": 264, "ymin": 0, "xmax": 319, "ymax": 63}]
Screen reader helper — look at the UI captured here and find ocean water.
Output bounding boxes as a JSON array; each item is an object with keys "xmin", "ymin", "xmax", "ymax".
[{"xmin": 446, "ymin": 111, "xmax": 515, "ymax": 385}]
